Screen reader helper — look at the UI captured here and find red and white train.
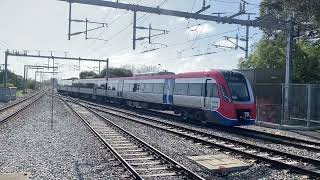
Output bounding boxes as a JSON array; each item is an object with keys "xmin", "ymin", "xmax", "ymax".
[{"xmin": 57, "ymin": 69, "xmax": 256, "ymax": 126}]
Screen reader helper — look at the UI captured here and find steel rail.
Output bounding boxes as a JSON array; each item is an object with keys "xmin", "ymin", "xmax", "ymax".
[
  {"xmin": 61, "ymin": 98, "xmax": 143, "ymax": 180},
  {"xmin": 61, "ymin": 96, "xmax": 204, "ymax": 180},
  {"xmin": 0, "ymin": 92, "xmax": 40, "ymax": 112},
  {"xmin": 73, "ymin": 99, "xmax": 320, "ymax": 178},
  {"xmin": 0, "ymin": 92, "xmax": 45, "ymax": 124},
  {"xmin": 126, "ymin": 105, "xmax": 320, "ymax": 147},
  {"xmin": 71, "ymin": 97, "xmax": 320, "ymax": 152}
]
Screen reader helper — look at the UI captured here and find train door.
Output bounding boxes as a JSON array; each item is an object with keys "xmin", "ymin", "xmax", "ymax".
[
  {"xmin": 202, "ymin": 79, "xmax": 220, "ymax": 111},
  {"xmin": 93, "ymin": 83, "xmax": 97, "ymax": 94},
  {"xmin": 163, "ymin": 79, "xmax": 175, "ymax": 104},
  {"xmin": 117, "ymin": 80, "xmax": 124, "ymax": 98}
]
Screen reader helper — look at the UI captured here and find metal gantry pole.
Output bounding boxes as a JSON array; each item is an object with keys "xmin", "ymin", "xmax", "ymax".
[
  {"xmin": 51, "ymin": 58, "xmax": 55, "ymax": 129},
  {"xmin": 23, "ymin": 66, "xmax": 26, "ymax": 93},
  {"xmin": 99, "ymin": 61, "xmax": 101, "ymax": 74},
  {"xmin": 106, "ymin": 58, "xmax": 109, "ymax": 80},
  {"xmin": 68, "ymin": 1, "xmax": 72, "ymax": 40},
  {"xmin": 133, "ymin": 11, "xmax": 137, "ymax": 50},
  {"xmin": 283, "ymin": 17, "xmax": 294, "ymax": 124},
  {"xmin": 35, "ymin": 71, "xmax": 37, "ymax": 90},
  {"xmin": 245, "ymin": 14, "xmax": 250, "ymax": 59},
  {"xmin": 106, "ymin": 58, "xmax": 109, "ymax": 91},
  {"xmin": 4, "ymin": 51, "xmax": 8, "ymax": 87},
  {"xmin": 307, "ymin": 84, "xmax": 312, "ymax": 128}
]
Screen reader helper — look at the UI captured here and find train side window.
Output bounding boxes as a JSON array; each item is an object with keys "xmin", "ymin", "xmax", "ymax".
[
  {"xmin": 188, "ymin": 83, "xmax": 202, "ymax": 96},
  {"xmin": 130, "ymin": 84, "xmax": 135, "ymax": 92},
  {"xmin": 133, "ymin": 83, "xmax": 140, "ymax": 92},
  {"xmin": 123, "ymin": 83, "xmax": 130, "ymax": 91},
  {"xmin": 139, "ymin": 83, "xmax": 145, "ymax": 92},
  {"xmin": 153, "ymin": 83, "xmax": 164, "ymax": 94},
  {"xmin": 144, "ymin": 83, "xmax": 153, "ymax": 93},
  {"xmin": 107, "ymin": 83, "xmax": 112, "ymax": 90},
  {"xmin": 174, "ymin": 83, "xmax": 188, "ymax": 95}
]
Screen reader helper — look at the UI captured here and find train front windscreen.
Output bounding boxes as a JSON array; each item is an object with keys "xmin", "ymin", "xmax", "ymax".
[{"xmin": 222, "ymin": 71, "xmax": 250, "ymax": 102}]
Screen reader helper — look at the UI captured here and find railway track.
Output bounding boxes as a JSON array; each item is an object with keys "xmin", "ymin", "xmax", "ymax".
[
  {"xmin": 63, "ymin": 97, "xmax": 320, "ymax": 178},
  {"xmin": 0, "ymin": 92, "xmax": 39, "ymax": 112},
  {"xmin": 0, "ymin": 92, "xmax": 45, "ymax": 124},
  {"xmin": 72, "ymin": 97, "xmax": 320, "ymax": 152},
  {"xmin": 61, "ymin": 96, "xmax": 204, "ymax": 180}
]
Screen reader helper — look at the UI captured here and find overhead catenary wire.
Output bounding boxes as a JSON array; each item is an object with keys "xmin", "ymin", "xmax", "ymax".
[
  {"xmin": 90, "ymin": 0, "xmax": 169, "ymax": 57},
  {"xmin": 83, "ymin": 0, "xmax": 263, "ymax": 66},
  {"xmin": 210, "ymin": 0, "xmax": 259, "ymax": 7},
  {"xmin": 83, "ymin": 0, "xmax": 143, "ymax": 55},
  {"xmin": 100, "ymin": 27, "xmax": 245, "ymax": 62}
]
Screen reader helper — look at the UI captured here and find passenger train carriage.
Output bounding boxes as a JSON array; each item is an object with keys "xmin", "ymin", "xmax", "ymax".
[{"xmin": 57, "ymin": 70, "xmax": 256, "ymax": 126}]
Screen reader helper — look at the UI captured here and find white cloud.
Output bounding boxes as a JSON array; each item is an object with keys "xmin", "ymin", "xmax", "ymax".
[{"xmin": 186, "ymin": 23, "xmax": 215, "ymax": 36}]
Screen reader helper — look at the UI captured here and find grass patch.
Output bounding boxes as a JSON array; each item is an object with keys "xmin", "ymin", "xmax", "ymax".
[{"xmin": 16, "ymin": 90, "xmax": 24, "ymax": 97}]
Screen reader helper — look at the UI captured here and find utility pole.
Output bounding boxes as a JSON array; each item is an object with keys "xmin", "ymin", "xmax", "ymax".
[
  {"xmin": 4, "ymin": 51, "xmax": 8, "ymax": 87},
  {"xmin": 68, "ymin": 1, "xmax": 72, "ymax": 40},
  {"xmin": 106, "ymin": 58, "xmax": 109, "ymax": 80},
  {"xmin": 0, "ymin": 64, "xmax": 5, "ymax": 85},
  {"xmin": 105, "ymin": 58, "xmax": 109, "ymax": 93},
  {"xmin": 51, "ymin": 58, "xmax": 55, "ymax": 130},
  {"xmin": 283, "ymin": 16, "xmax": 294, "ymax": 124},
  {"xmin": 245, "ymin": 14, "xmax": 250, "ymax": 59},
  {"xmin": 133, "ymin": 11, "xmax": 137, "ymax": 50},
  {"xmin": 98, "ymin": 61, "xmax": 101, "ymax": 74}
]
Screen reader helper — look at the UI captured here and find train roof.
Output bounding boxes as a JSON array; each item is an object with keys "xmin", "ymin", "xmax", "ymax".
[
  {"xmin": 60, "ymin": 69, "xmax": 240, "ymax": 82},
  {"xmin": 108, "ymin": 69, "xmax": 227, "ymax": 80}
]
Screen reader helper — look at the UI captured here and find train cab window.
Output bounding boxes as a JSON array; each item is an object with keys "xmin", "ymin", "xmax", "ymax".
[
  {"xmin": 188, "ymin": 83, "xmax": 202, "ymax": 96},
  {"xmin": 153, "ymin": 83, "xmax": 164, "ymax": 94},
  {"xmin": 144, "ymin": 83, "xmax": 153, "ymax": 93},
  {"xmin": 174, "ymin": 83, "xmax": 188, "ymax": 95},
  {"xmin": 206, "ymin": 83, "xmax": 219, "ymax": 97},
  {"xmin": 221, "ymin": 85, "xmax": 231, "ymax": 102}
]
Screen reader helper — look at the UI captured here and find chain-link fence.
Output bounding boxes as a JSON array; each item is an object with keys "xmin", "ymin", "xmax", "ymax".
[{"xmin": 255, "ymin": 83, "xmax": 320, "ymax": 130}]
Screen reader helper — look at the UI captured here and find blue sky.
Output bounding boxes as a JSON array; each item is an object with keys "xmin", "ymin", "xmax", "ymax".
[{"xmin": 0, "ymin": 0, "xmax": 262, "ymax": 80}]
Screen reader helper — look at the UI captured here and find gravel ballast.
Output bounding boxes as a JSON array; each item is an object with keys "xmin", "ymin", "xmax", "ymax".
[
  {"xmin": 88, "ymin": 104, "xmax": 320, "ymax": 160},
  {"xmin": 0, "ymin": 95, "xmax": 126, "ymax": 179},
  {"xmin": 96, "ymin": 109, "xmax": 310, "ymax": 180}
]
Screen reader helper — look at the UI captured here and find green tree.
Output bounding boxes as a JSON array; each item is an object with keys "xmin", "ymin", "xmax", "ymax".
[
  {"xmin": 260, "ymin": 0, "xmax": 320, "ymax": 38},
  {"xmin": 99, "ymin": 68, "xmax": 133, "ymax": 78},
  {"xmin": 239, "ymin": 39, "xmax": 320, "ymax": 83},
  {"xmin": 120, "ymin": 64, "xmax": 161, "ymax": 74},
  {"xmin": 239, "ymin": 0, "xmax": 320, "ymax": 84},
  {"xmin": 0, "ymin": 70, "xmax": 24, "ymax": 89},
  {"xmin": 79, "ymin": 71, "xmax": 98, "ymax": 79},
  {"xmin": 239, "ymin": 37, "xmax": 286, "ymax": 69}
]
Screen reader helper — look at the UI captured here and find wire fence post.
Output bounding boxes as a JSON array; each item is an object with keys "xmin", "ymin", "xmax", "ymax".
[
  {"xmin": 280, "ymin": 83, "xmax": 285, "ymax": 128},
  {"xmin": 51, "ymin": 58, "xmax": 55, "ymax": 130},
  {"xmin": 307, "ymin": 84, "xmax": 311, "ymax": 128}
]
